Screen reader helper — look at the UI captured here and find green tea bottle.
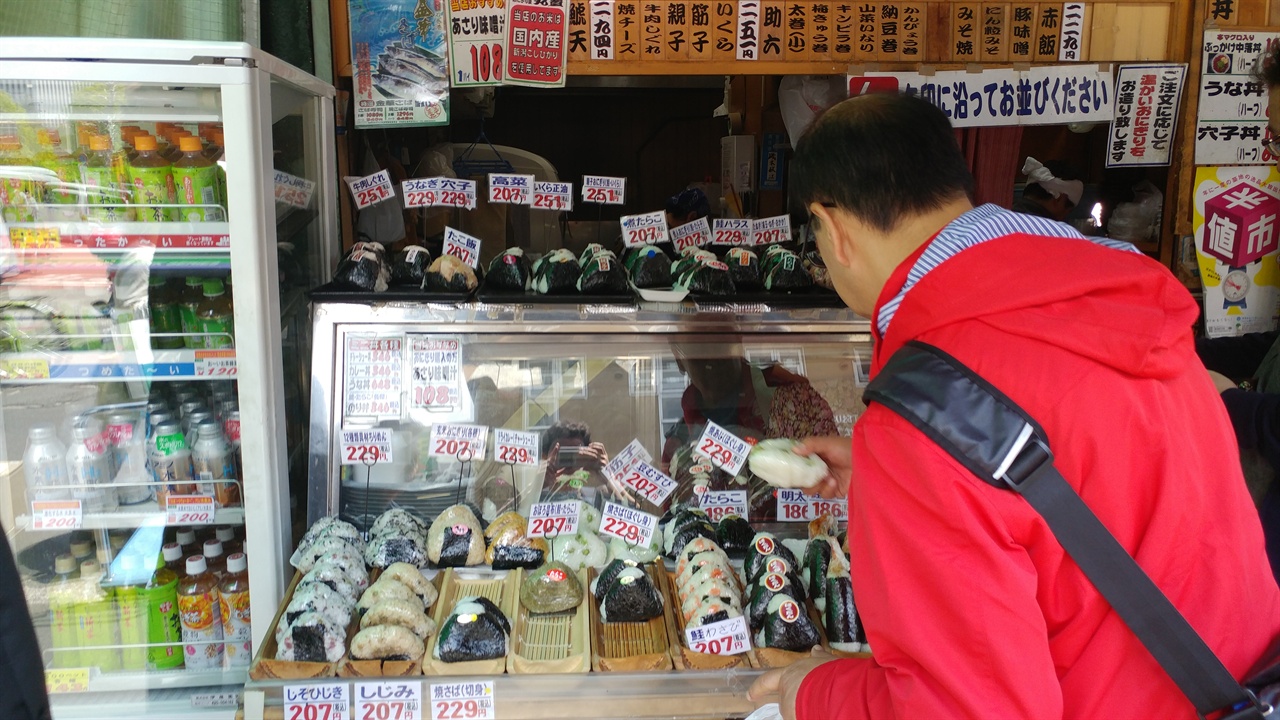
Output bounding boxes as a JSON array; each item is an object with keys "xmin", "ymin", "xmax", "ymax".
[
  {"xmin": 81, "ymin": 134, "xmax": 133, "ymax": 222},
  {"xmin": 0, "ymin": 128, "xmax": 38, "ymax": 222},
  {"xmin": 33, "ymin": 128, "xmax": 78, "ymax": 205},
  {"xmin": 148, "ymin": 276, "xmax": 185, "ymax": 349},
  {"xmin": 48, "ymin": 554, "xmax": 82, "ymax": 668},
  {"xmin": 195, "ymin": 279, "xmax": 234, "ymax": 349},
  {"xmin": 179, "ymin": 277, "xmax": 204, "ymax": 349},
  {"xmin": 172, "ymin": 136, "xmax": 221, "ymax": 222},
  {"xmin": 127, "ymin": 134, "xmax": 175, "ymax": 222},
  {"xmin": 143, "ymin": 553, "xmax": 184, "ymax": 670}
]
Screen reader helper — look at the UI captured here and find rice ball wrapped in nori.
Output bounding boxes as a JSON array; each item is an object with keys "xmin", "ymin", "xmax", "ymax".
[
  {"xmin": 716, "ymin": 516, "xmax": 754, "ymax": 558},
  {"xmin": 485, "ymin": 248, "xmax": 531, "ymax": 291},
  {"xmin": 675, "ymin": 260, "xmax": 735, "ymax": 296},
  {"xmin": 333, "ymin": 242, "xmax": 389, "ymax": 291},
  {"xmin": 744, "ymin": 533, "xmax": 800, "ymax": 582},
  {"xmin": 366, "ymin": 534, "xmax": 429, "ymax": 570},
  {"xmin": 625, "ymin": 245, "xmax": 673, "ymax": 288},
  {"xmin": 275, "ymin": 610, "xmax": 347, "ymax": 662},
  {"xmin": 591, "ymin": 558, "xmax": 640, "ymax": 602},
  {"xmin": 726, "ymin": 248, "xmax": 763, "ymax": 291},
  {"xmin": 434, "ymin": 599, "xmax": 509, "ymax": 662},
  {"xmin": 425, "ymin": 254, "xmax": 479, "ymax": 292},
  {"xmin": 760, "ymin": 244, "xmax": 793, "ymax": 275},
  {"xmin": 520, "ymin": 561, "xmax": 584, "ymax": 614},
  {"xmin": 748, "ymin": 439, "xmax": 830, "ymax": 489},
  {"xmin": 671, "ymin": 249, "xmax": 717, "ymax": 278},
  {"xmin": 802, "ymin": 536, "xmax": 835, "ymax": 601},
  {"xmin": 755, "ymin": 593, "xmax": 820, "ymax": 652},
  {"xmin": 577, "ymin": 250, "xmax": 628, "ymax": 294},
  {"xmin": 427, "ymin": 504, "xmax": 486, "ymax": 567},
  {"xmin": 764, "ymin": 250, "xmax": 814, "ymax": 291},
  {"xmin": 483, "ymin": 511, "xmax": 548, "ymax": 569},
  {"xmin": 391, "ymin": 245, "xmax": 432, "ymax": 286},
  {"xmin": 825, "ymin": 570, "xmax": 865, "ymax": 651},
  {"xmin": 578, "ymin": 243, "xmax": 607, "ymax": 265},
  {"xmin": 371, "ymin": 508, "xmax": 427, "ymax": 537},
  {"xmin": 598, "ymin": 566, "xmax": 664, "ymax": 622},
  {"xmin": 531, "ymin": 249, "xmax": 581, "ymax": 294}
]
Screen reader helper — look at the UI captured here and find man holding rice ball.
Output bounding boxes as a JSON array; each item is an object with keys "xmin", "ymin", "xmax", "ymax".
[{"xmin": 746, "ymin": 93, "xmax": 1280, "ymax": 718}]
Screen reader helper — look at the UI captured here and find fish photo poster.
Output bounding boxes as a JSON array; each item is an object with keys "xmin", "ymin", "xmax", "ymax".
[{"xmin": 350, "ymin": 0, "xmax": 450, "ymax": 128}]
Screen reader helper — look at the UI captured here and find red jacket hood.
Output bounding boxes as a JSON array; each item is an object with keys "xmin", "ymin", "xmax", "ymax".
[{"xmin": 872, "ymin": 233, "xmax": 1200, "ymax": 379}]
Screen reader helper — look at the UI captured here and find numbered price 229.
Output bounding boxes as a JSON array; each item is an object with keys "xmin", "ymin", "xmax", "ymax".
[
  {"xmin": 345, "ymin": 444, "xmax": 386, "ymax": 463},
  {"xmin": 495, "ymin": 445, "xmax": 533, "ymax": 465},
  {"xmin": 433, "ymin": 698, "xmax": 488, "ymax": 720}
]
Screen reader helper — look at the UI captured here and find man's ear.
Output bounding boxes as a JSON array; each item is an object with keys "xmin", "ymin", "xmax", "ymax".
[{"xmin": 809, "ymin": 202, "xmax": 855, "ymax": 268}]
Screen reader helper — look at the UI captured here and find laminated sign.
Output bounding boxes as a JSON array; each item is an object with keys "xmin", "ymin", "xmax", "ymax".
[
  {"xmin": 1195, "ymin": 31, "xmax": 1280, "ymax": 166},
  {"xmin": 506, "ymin": 0, "xmax": 570, "ymax": 88},
  {"xmin": 350, "ymin": 0, "xmax": 450, "ymax": 127},
  {"xmin": 447, "ymin": 0, "xmax": 508, "ymax": 86},
  {"xmin": 1108, "ymin": 64, "xmax": 1186, "ymax": 168},
  {"xmin": 1193, "ymin": 165, "xmax": 1280, "ymax": 338}
]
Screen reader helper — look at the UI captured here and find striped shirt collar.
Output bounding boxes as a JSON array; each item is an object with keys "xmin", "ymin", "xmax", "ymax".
[{"xmin": 876, "ymin": 203, "xmax": 1139, "ymax": 338}]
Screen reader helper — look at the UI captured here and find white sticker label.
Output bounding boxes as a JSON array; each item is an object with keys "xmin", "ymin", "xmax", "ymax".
[
  {"xmin": 429, "ymin": 424, "xmax": 488, "ymax": 461},
  {"xmin": 527, "ymin": 500, "xmax": 581, "ymax": 538},
  {"xmin": 684, "ymin": 615, "xmax": 751, "ymax": 655},
  {"xmin": 429, "ymin": 681, "xmax": 495, "ymax": 720},
  {"xmin": 340, "ymin": 427, "xmax": 393, "ymax": 465},
  {"xmin": 752, "ymin": 215, "xmax": 792, "ymax": 246},
  {"xmin": 671, "ymin": 216, "xmax": 712, "ymax": 252},
  {"xmin": 346, "ymin": 169, "xmax": 395, "ymax": 209},
  {"xmin": 493, "ymin": 428, "xmax": 540, "ymax": 467},
  {"xmin": 442, "ymin": 226, "xmax": 482, "ymax": 269},
  {"xmin": 618, "ymin": 461, "xmax": 678, "ymax": 506},
  {"xmin": 274, "ymin": 170, "xmax": 316, "ymax": 209},
  {"xmin": 166, "ymin": 495, "xmax": 216, "ymax": 525},
  {"xmin": 356, "ymin": 681, "xmax": 422, "ymax": 720},
  {"xmin": 604, "ymin": 439, "xmax": 652, "ymax": 483},
  {"xmin": 30, "ymin": 500, "xmax": 82, "ymax": 531},
  {"xmin": 285, "ymin": 683, "xmax": 350, "ymax": 720},
  {"xmin": 581, "ymin": 175, "xmax": 626, "ymax": 204},
  {"xmin": 621, "ymin": 210, "xmax": 669, "ymax": 247},
  {"xmin": 191, "ymin": 691, "xmax": 240, "ymax": 708},
  {"xmin": 698, "ymin": 490, "xmax": 749, "ymax": 523},
  {"xmin": 532, "ymin": 181, "xmax": 573, "ymax": 212},
  {"xmin": 194, "ymin": 350, "xmax": 237, "ymax": 378},
  {"xmin": 712, "ymin": 218, "xmax": 752, "ymax": 246},
  {"xmin": 735, "ymin": 1, "xmax": 761, "ymax": 60},
  {"xmin": 777, "ymin": 488, "xmax": 814, "ymax": 522},
  {"xmin": 599, "ymin": 501, "xmax": 658, "ymax": 547},
  {"xmin": 403, "ymin": 177, "xmax": 478, "ymax": 210},
  {"xmin": 694, "ymin": 421, "xmax": 751, "ymax": 476},
  {"xmin": 488, "ymin": 173, "xmax": 534, "ymax": 205},
  {"xmin": 409, "ymin": 335, "xmax": 462, "ymax": 412},
  {"xmin": 343, "ymin": 336, "xmax": 404, "ymax": 419}
]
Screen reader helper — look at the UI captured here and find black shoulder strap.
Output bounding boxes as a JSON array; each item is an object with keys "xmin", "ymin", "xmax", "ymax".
[{"xmin": 864, "ymin": 340, "xmax": 1263, "ymax": 720}]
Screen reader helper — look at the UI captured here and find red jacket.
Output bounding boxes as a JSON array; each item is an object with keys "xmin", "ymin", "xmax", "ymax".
[{"xmin": 797, "ymin": 233, "xmax": 1280, "ymax": 719}]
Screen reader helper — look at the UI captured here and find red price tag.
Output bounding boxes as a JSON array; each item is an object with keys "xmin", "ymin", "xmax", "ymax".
[
  {"xmin": 31, "ymin": 500, "xmax": 82, "ymax": 530},
  {"xmin": 347, "ymin": 170, "xmax": 395, "ymax": 210},
  {"xmin": 355, "ymin": 681, "xmax": 422, "ymax": 720},
  {"xmin": 165, "ymin": 495, "xmax": 216, "ymax": 526},
  {"xmin": 684, "ymin": 615, "xmax": 751, "ymax": 656},
  {"xmin": 527, "ymin": 501, "xmax": 581, "ymax": 538},
  {"xmin": 599, "ymin": 501, "xmax": 657, "ymax": 547},
  {"xmin": 493, "ymin": 428, "xmax": 539, "ymax": 467},
  {"xmin": 195, "ymin": 350, "xmax": 237, "ymax": 377}
]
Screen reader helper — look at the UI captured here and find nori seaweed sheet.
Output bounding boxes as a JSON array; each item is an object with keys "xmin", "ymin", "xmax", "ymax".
[
  {"xmin": 825, "ymin": 574, "xmax": 862, "ymax": 644},
  {"xmin": 627, "ymin": 248, "xmax": 673, "ymax": 288},
  {"xmin": 436, "ymin": 611, "xmax": 507, "ymax": 662},
  {"xmin": 578, "ymin": 253, "xmax": 628, "ymax": 294},
  {"xmin": 436, "ymin": 527, "xmax": 476, "ymax": 568},
  {"xmin": 677, "ymin": 263, "xmax": 735, "ymax": 295},
  {"xmin": 803, "ymin": 539, "xmax": 833, "ymax": 604},
  {"xmin": 486, "ymin": 250, "xmax": 530, "ymax": 291},
  {"xmin": 746, "ymin": 573, "xmax": 800, "ymax": 631},
  {"xmin": 600, "ymin": 572, "xmax": 664, "ymax": 622},
  {"xmin": 391, "ymin": 246, "xmax": 431, "ymax": 286},
  {"xmin": 532, "ymin": 254, "xmax": 581, "ymax": 294},
  {"xmin": 759, "ymin": 597, "xmax": 821, "ymax": 651},
  {"xmin": 333, "ymin": 251, "xmax": 383, "ymax": 291},
  {"xmin": 715, "ymin": 517, "xmax": 754, "ymax": 558},
  {"xmin": 765, "ymin": 253, "xmax": 814, "ymax": 291},
  {"xmin": 492, "ymin": 544, "xmax": 545, "ymax": 570},
  {"xmin": 594, "ymin": 558, "xmax": 639, "ymax": 602},
  {"xmin": 727, "ymin": 249, "xmax": 763, "ymax": 291}
]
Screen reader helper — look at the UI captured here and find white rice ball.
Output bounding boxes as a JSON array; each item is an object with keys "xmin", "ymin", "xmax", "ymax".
[{"xmin": 748, "ymin": 439, "xmax": 829, "ymax": 488}]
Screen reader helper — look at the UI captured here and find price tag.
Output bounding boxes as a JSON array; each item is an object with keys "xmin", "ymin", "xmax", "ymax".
[
  {"xmin": 532, "ymin": 181, "xmax": 573, "ymax": 211},
  {"xmin": 356, "ymin": 681, "xmax": 422, "ymax": 720},
  {"xmin": 402, "ymin": 177, "xmax": 477, "ymax": 210},
  {"xmin": 195, "ymin": 350, "xmax": 237, "ymax": 378},
  {"xmin": 429, "ymin": 424, "xmax": 488, "ymax": 461},
  {"xmin": 429, "ymin": 681, "xmax": 494, "ymax": 720},
  {"xmin": 11, "ymin": 226, "xmax": 62, "ymax": 249},
  {"xmin": 285, "ymin": 682, "xmax": 350, "ymax": 720},
  {"xmin": 712, "ymin": 218, "xmax": 752, "ymax": 246},
  {"xmin": 346, "ymin": 169, "xmax": 395, "ymax": 209},
  {"xmin": 752, "ymin": 215, "xmax": 792, "ymax": 246},
  {"xmin": 340, "ymin": 427, "xmax": 393, "ymax": 465},
  {"xmin": 442, "ymin": 227, "xmax": 482, "ymax": 269},
  {"xmin": 0, "ymin": 358, "xmax": 50, "ymax": 380},
  {"xmin": 619, "ymin": 461, "xmax": 678, "ymax": 506},
  {"xmin": 527, "ymin": 500, "xmax": 581, "ymax": 538},
  {"xmin": 694, "ymin": 421, "xmax": 751, "ymax": 476},
  {"xmin": 408, "ymin": 335, "xmax": 461, "ymax": 411},
  {"xmin": 698, "ymin": 490, "xmax": 748, "ymax": 523},
  {"xmin": 342, "ymin": 336, "xmax": 403, "ymax": 419},
  {"xmin": 776, "ymin": 488, "xmax": 814, "ymax": 522},
  {"xmin": 600, "ymin": 501, "xmax": 658, "ymax": 547},
  {"xmin": 166, "ymin": 495, "xmax": 216, "ymax": 525},
  {"xmin": 684, "ymin": 615, "xmax": 751, "ymax": 656},
  {"xmin": 493, "ymin": 428, "xmax": 540, "ymax": 467},
  {"xmin": 487, "ymin": 173, "xmax": 534, "ymax": 205},
  {"xmin": 191, "ymin": 691, "xmax": 240, "ymax": 708},
  {"xmin": 808, "ymin": 495, "xmax": 848, "ymax": 522},
  {"xmin": 581, "ymin": 175, "xmax": 626, "ymax": 205},
  {"xmin": 620, "ymin": 210, "xmax": 669, "ymax": 247},
  {"xmin": 604, "ymin": 439, "xmax": 652, "ymax": 483},
  {"xmin": 274, "ymin": 169, "xmax": 316, "ymax": 209},
  {"xmin": 31, "ymin": 500, "xmax": 83, "ymax": 531},
  {"xmin": 670, "ymin": 216, "xmax": 712, "ymax": 252},
  {"xmin": 44, "ymin": 668, "xmax": 89, "ymax": 694}
]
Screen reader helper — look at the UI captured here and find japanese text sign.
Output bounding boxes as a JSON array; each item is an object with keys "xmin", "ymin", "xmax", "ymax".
[{"xmin": 1108, "ymin": 64, "xmax": 1186, "ymax": 168}]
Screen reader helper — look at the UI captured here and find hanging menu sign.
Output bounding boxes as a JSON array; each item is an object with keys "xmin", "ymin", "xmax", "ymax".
[
  {"xmin": 409, "ymin": 335, "xmax": 462, "ymax": 412},
  {"xmin": 1009, "ymin": 4, "xmax": 1034, "ymax": 60},
  {"xmin": 736, "ymin": 0, "xmax": 760, "ymax": 60},
  {"xmin": 671, "ymin": 216, "xmax": 712, "ymax": 252},
  {"xmin": 1196, "ymin": 31, "xmax": 1280, "ymax": 166},
  {"xmin": 1058, "ymin": 2, "xmax": 1085, "ymax": 62},
  {"xmin": 506, "ymin": 1, "xmax": 570, "ymax": 88},
  {"xmin": 581, "ymin": 175, "xmax": 626, "ymax": 204},
  {"xmin": 590, "ymin": 0, "xmax": 616, "ymax": 58},
  {"xmin": 447, "ymin": 0, "xmax": 508, "ymax": 86},
  {"xmin": 343, "ymin": 336, "xmax": 404, "ymax": 419},
  {"xmin": 1108, "ymin": 64, "xmax": 1186, "ymax": 168}
]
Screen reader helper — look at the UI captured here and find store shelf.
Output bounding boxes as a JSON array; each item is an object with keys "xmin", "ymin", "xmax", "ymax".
[
  {"xmin": 52, "ymin": 686, "xmax": 238, "ymax": 720},
  {"xmin": 68, "ymin": 667, "xmax": 248, "ymax": 695},
  {"xmin": 0, "ymin": 347, "xmax": 236, "ymax": 383},
  {"xmin": 0, "ymin": 109, "xmax": 222, "ymax": 124},
  {"xmin": 17, "ymin": 505, "xmax": 244, "ymax": 531},
  {"xmin": 7, "ymin": 220, "xmax": 230, "ymax": 251}
]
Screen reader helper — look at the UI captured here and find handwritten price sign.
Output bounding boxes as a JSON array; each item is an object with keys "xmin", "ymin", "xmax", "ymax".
[
  {"xmin": 752, "ymin": 215, "xmax": 792, "ymax": 246},
  {"xmin": 670, "ymin": 216, "xmax": 712, "ymax": 252},
  {"xmin": 356, "ymin": 681, "xmax": 422, "ymax": 720},
  {"xmin": 285, "ymin": 683, "xmax": 350, "ymax": 720},
  {"xmin": 600, "ymin": 501, "xmax": 658, "ymax": 547},
  {"xmin": 621, "ymin": 211, "xmax": 669, "ymax": 247},
  {"xmin": 684, "ymin": 615, "xmax": 751, "ymax": 656},
  {"xmin": 275, "ymin": 170, "xmax": 316, "ymax": 209},
  {"xmin": 527, "ymin": 500, "xmax": 581, "ymax": 538},
  {"xmin": 347, "ymin": 169, "xmax": 395, "ymax": 210},
  {"xmin": 403, "ymin": 178, "xmax": 477, "ymax": 210},
  {"xmin": 429, "ymin": 681, "xmax": 494, "ymax": 720},
  {"xmin": 698, "ymin": 490, "xmax": 748, "ymax": 523},
  {"xmin": 493, "ymin": 428, "xmax": 539, "ymax": 467},
  {"xmin": 581, "ymin": 175, "xmax": 626, "ymax": 204},
  {"xmin": 620, "ymin": 461, "xmax": 678, "ymax": 506},
  {"xmin": 488, "ymin": 173, "xmax": 533, "ymax": 205},
  {"xmin": 712, "ymin": 218, "xmax": 752, "ymax": 246},
  {"xmin": 604, "ymin": 439, "xmax": 652, "ymax": 484},
  {"xmin": 532, "ymin": 181, "xmax": 573, "ymax": 211},
  {"xmin": 31, "ymin": 500, "xmax": 82, "ymax": 531},
  {"xmin": 694, "ymin": 421, "xmax": 751, "ymax": 476},
  {"xmin": 442, "ymin": 227, "xmax": 482, "ymax": 269},
  {"xmin": 340, "ymin": 427, "xmax": 393, "ymax": 465},
  {"xmin": 429, "ymin": 424, "xmax": 488, "ymax": 461},
  {"xmin": 166, "ymin": 495, "xmax": 215, "ymax": 525}
]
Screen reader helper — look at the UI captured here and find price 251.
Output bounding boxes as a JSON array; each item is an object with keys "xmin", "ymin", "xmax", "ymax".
[
  {"xmin": 434, "ymin": 699, "xmax": 485, "ymax": 719},
  {"xmin": 583, "ymin": 186, "xmax": 619, "ymax": 203},
  {"xmin": 468, "ymin": 43, "xmax": 504, "ymax": 83},
  {"xmin": 356, "ymin": 186, "xmax": 388, "ymax": 207}
]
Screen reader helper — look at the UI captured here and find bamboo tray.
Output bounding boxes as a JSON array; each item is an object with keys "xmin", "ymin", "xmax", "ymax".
[
  {"xmin": 423, "ymin": 568, "xmax": 518, "ymax": 676},
  {"xmin": 506, "ymin": 568, "xmax": 591, "ymax": 674},
  {"xmin": 250, "ymin": 572, "xmax": 342, "ymax": 680},
  {"xmin": 587, "ymin": 563, "xmax": 674, "ymax": 672},
  {"xmin": 662, "ymin": 570, "xmax": 757, "ymax": 671}
]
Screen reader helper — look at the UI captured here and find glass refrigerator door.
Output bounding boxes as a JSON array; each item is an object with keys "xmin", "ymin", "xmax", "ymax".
[{"xmin": 0, "ymin": 42, "xmax": 335, "ymax": 718}]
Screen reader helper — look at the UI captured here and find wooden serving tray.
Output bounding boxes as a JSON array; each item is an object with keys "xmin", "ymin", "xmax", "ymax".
[
  {"xmin": 506, "ymin": 568, "xmax": 590, "ymax": 674},
  {"xmin": 662, "ymin": 570, "xmax": 757, "ymax": 671},
  {"xmin": 423, "ymin": 568, "xmax": 518, "ymax": 676},
  {"xmin": 587, "ymin": 563, "xmax": 674, "ymax": 672},
  {"xmin": 250, "ymin": 572, "xmax": 341, "ymax": 680}
]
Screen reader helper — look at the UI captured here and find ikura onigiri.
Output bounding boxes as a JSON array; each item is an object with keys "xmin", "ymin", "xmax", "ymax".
[{"xmin": 747, "ymin": 439, "xmax": 828, "ymax": 489}]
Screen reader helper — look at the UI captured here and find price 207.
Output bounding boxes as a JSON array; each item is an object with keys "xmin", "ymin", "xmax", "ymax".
[
  {"xmin": 626, "ymin": 226, "xmax": 662, "ymax": 245},
  {"xmin": 434, "ymin": 438, "xmax": 474, "ymax": 458},
  {"xmin": 691, "ymin": 635, "xmax": 743, "ymax": 655},
  {"xmin": 528, "ymin": 515, "xmax": 573, "ymax": 536},
  {"xmin": 434, "ymin": 698, "xmax": 486, "ymax": 719},
  {"xmin": 490, "ymin": 186, "xmax": 527, "ymax": 204},
  {"xmin": 288, "ymin": 704, "xmax": 344, "ymax": 720},
  {"xmin": 359, "ymin": 700, "xmax": 411, "ymax": 720},
  {"xmin": 623, "ymin": 470, "xmax": 666, "ymax": 502}
]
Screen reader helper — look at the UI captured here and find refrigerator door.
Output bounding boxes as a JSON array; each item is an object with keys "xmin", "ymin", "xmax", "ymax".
[{"xmin": 0, "ymin": 40, "xmax": 334, "ymax": 718}]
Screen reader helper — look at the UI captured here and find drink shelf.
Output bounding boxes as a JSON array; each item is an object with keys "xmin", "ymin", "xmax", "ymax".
[
  {"xmin": 51, "ymin": 686, "xmax": 239, "ymax": 720},
  {"xmin": 0, "ymin": 109, "xmax": 223, "ymax": 125},
  {"xmin": 18, "ymin": 505, "xmax": 244, "ymax": 531},
  {"xmin": 0, "ymin": 348, "xmax": 237, "ymax": 383},
  {"xmin": 7, "ymin": 220, "xmax": 230, "ymax": 251}
]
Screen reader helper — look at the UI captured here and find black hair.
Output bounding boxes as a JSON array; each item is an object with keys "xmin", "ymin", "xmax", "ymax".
[
  {"xmin": 1256, "ymin": 42, "xmax": 1280, "ymax": 88},
  {"xmin": 1023, "ymin": 160, "xmax": 1081, "ymax": 201},
  {"xmin": 665, "ymin": 188, "xmax": 710, "ymax": 220},
  {"xmin": 790, "ymin": 93, "xmax": 974, "ymax": 233},
  {"xmin": 540, "ymin": 421, "xmax": 591, "ymax": 455}
]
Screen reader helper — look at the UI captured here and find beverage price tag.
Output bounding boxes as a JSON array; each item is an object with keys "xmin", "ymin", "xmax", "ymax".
[
  {"xmin": 808, "ymin": 495, "xmax": 848, "ymax": 522},
  {"xmin": 487, "ymin": 173, "xmax": 534, "ymax": 205},
  {"xmin": 532, "ymin": 181, "xmax": 573, "ymax": 211},
  {"xmin": 712, "ymin": 218, "xmax": 752, "ymax": 246},
  {"xmin": 670, "ymin": 216, "xmax": 712, "ymax": 252},
  {"xmin": 346, "ymin": 169, "xmax": 395, "ymax": 209},
  {"xmin": 619, "ymin": 461, "xmax": 678, "ymax": 506},
  {"xmin": 31, "ymin": 500, "xmax": 82, "ymax": 530},
  {"xmin": 274, "ymin": 169, "xmax": 316, "ymax": 209},
  {"xmin": 694, "ymin": 421, "xmax": 751, "ymax": 476},
  {"xmin": 340, "ymin": 427, "xmax": 394, "ymax": 465},
  {"xmin": 527, "ymin": 500, "xmax": 581, "ymax": 538},
  {"xmin": 620, "ymin": 210, "xmax": 669, "ymax": 247},
  {"xmin": 493, "ymin": 428, "xmax": 539, "ymax": 466},
  {"xmin": 356, "ymin": 681, "xmax": 422, "ymax": 720},
  {"xmin": 752, "ymin": 215, "xmax": 792, "ymax": 246},
  {"xmin": 604, "ymin": 438, "xmax": 652, "ymax": 483},
  {"xmin": 44, "ymin": 668, "xmax": 89, "ymax": 694},
  {"xmin": 429, "ymin": 681, "xmax": 494, "ymax": 720},
  {"xmin": 166, "ymin": 495, "xmax": 216, "ymax": 525},
  {"xmin": 409, "ymin": 335, "xmax": 461, "ymax": 412},
  {"xmin": 195, "ymin": 349, "xmax": 237, "ymax": 378},
  {"xmin": 429, "ymin": 424, "xmax": 488, "ymax": 461},
  {"xmin": 600, "ymin": 501, "xmax": 658, "ymax": 547},
  {"xmin": 191, "ymin": 691, "xmax": 239, "ymax": 708},
  {"xmin": 11, "ymin": 226, "xmax": 61, "ymax": 249},
  {"xmin": 402, "ymin": 178, "xmax": 477, "ymax": 210},
  {"xmin": 777, "ymin": 489, "xmax": 814, "ymax": 522},
  {"xmin": 442, "ymin": 227, "xmax": 482, "ymax": 269},
  {"xmin": 343, "ymin": 336, "xmax": 403, "ymax": 419},
  {"xmin": 684, "ymin": 615, "xmax": 751, "ymax": 656},
  {"xmin": 285, "ymin": 682, "xmax": 350, "ymax": 720},
  {"xmin": 581, "ymin": 175, "xmax": 626, "ymax": 204},
  {"xmin": 698, "ymin": 490, "xmax": 749, "ymax": 523}
]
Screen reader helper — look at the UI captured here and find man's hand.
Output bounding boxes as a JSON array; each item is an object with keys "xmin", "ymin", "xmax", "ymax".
[
  {"xmin": 747, "ymin": 648, "xmax": 835, "ymax": 720},
  {"xmin": 1207, "ymin": 370, "xmax": 1237, "ymax": 395},
  {"xmin": 796, "ymin": 436, "xmax": 852, "ymax": 499}
]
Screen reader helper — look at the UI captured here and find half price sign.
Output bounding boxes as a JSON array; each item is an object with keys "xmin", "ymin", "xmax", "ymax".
[
  {"xmin": 347, "ymin": 169, "xmax": 395, "ymax": 210},
  {"xmin": 429, "ymin": 681, "xmax": 494, "ymax": 720},
  {"xmin": 166, "ymin": 495, "xmax": 215, "ymax": 526},
  {"xmin": 402, "ymin": 178, "xmax": 477, "ymax": 210},
  {"xmin": 527, "ymin": 500, "xmax": 581, "ymax": 538},
  {"xmin": 620, "ymin": 461, "xmax": 678, "ymax": 506},
  {"xmin": 285, "ymin": 683, "xmax": 350, "ymax": 720},
  {"xmin": 493, "ymin": 428, "xmax": 539, "ymax": 467},
  {"xmin": 694, "ymin": 421, "xmax": 751, "ymax": 476},
  {"xmin": 488, "ymin": 173, "xmax": 533, "ymax": 205},
  {"xmin": 532, "ymin": 181, "xmax": 573, "ymax": 211},
  {"xmin": 356, "ymin": 681, "xmax": 422, "ymax": 720},
  {"xmin": 340, "ymin": 427, "xmax": 394, "ymax": 465},
  {"xmin": 620, "ymin": 211, "xmax": 669, "ymax": 247},
  {"xmin": 31, "ymin": 500, "xmax": 82, "ymax": 531},
  {"xmin": 581, "ymin": 175, "xmax": 626, "ymax": 204},
  {"xmin": 429, "ymin": 424, "xmax": 488, "ymax": 461},
  {"xmin": 671, "ymin": 217, "xmax": 712, "ymax": 252},
  {"xmin": 600, "ymin": 501, "xmax": 658, "ymax": 547},
  {"xmin": 442, "ymin": 227, "xmax": 482, "ymax": 269},
  {"xmin": 698, "ymin": 490, "xmax": 748, "ymax": 523},
  {"xmin": 684, "ymin": 615, "xmax": 751, "ymax": 656}
]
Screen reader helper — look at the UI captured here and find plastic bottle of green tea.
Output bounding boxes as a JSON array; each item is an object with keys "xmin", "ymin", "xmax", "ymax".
[
  {"xmin": 34, "ymin": 128, "xmax": 78, "ymax": 205},
  {"xmin": 207, "ymin": 130, "xmax": 226, "ymax": 211},
  {"xmin": 48, "ymin": 554, "xmax": 82, "ymax": 668},
  {"xmin": 172, "ymin": 136, "xmax": 221, "ymax": 222},
  {"xmin": 195, "ymin": 279, "xmax": 234, "ymax": 349},
  {"xmin": 127, "ymin": 135, "xmax": 175, "ymax": 222},
  {"xmin": 0, "ymin": 129, "xmax": 39, "ymax": 222},
  {"xmin": 148, "ymin": 276, "xmax": 185, "ymax": 349},
  {"xmin": 179, "ymin": 276, "xmax": 204, "ymax": 349},
  {"xmin": 81, "ymin": 134, "xmax": 133, "ymax": 222}
]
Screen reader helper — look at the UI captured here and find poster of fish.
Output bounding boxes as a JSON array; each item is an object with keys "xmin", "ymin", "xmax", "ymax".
[{"xmin": 350, "ymin": 0, "xmax": 450, "ymax": 128}]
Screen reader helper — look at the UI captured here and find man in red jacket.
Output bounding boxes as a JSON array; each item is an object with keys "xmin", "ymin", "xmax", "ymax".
[{"xmin": 748, "ymin": 93, "xmax": 1280, "ymax": 718}]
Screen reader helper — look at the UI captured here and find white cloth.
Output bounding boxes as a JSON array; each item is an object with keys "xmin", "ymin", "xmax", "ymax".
[{"xmin": 1021, "ymin": 157, "xmax": 1084, "ymax": 207}]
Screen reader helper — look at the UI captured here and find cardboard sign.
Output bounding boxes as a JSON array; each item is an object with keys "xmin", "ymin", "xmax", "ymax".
[{"xmin": 1108, "ymin": 64, "xmax": 1187, "ymax": 168}]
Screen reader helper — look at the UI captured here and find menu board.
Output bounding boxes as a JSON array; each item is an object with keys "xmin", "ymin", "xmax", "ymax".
[{"xmin": 343, "ymin": 336, "xmax": 404, "ymax": 419}]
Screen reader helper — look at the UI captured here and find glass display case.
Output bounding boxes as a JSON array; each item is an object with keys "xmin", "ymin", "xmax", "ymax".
[{"xmin": 0, "ymin": 39, "xmax": 336, "ymax": 718}]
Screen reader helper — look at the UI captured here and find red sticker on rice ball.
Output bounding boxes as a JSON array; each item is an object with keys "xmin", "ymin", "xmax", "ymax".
[
  {"xmin": 547, "ymin": 568, "xmax": 567, "ymax": 582},
  {"xmin": 766, "ymin": 557, "xmax": 787, "ymax": 575},
  {"xmin": 779, "ymin": 599, "xmax": 801, "ymax": 623},
  {"xmin": 755, "ymin": 536, "xmax": 775, "ymax": 555},
  {"xmin": 693, "ymin": 485, "xmax": 708, "ymax": 496},
  {"xmin": 764, "ymin": 573, "xmax": 785, "ymax": 592},
  {"xmin": 452, "ymin": 523, "xmax": 469, "ymax": 535}
]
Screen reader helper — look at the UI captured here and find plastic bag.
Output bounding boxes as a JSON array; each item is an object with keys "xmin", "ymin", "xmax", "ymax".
[{"xmin": 780, "ymin": 76, "xmax": 849, "ymax": 147}]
